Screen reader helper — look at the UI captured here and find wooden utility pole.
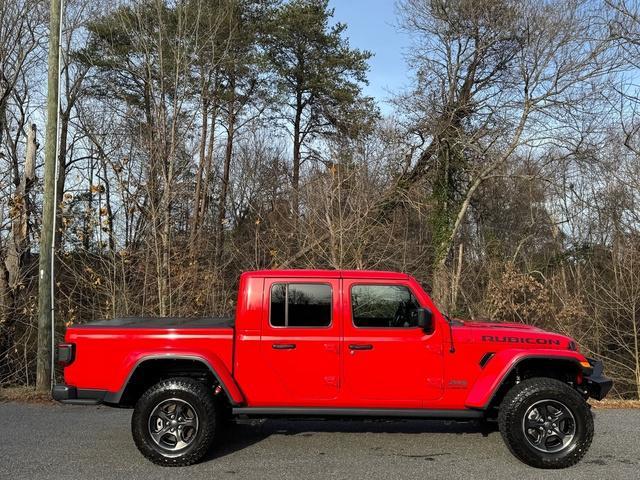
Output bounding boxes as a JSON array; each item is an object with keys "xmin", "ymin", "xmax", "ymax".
[{"xmin": 36, "ymin": 0, "xmax": 62, "ymax": 392}]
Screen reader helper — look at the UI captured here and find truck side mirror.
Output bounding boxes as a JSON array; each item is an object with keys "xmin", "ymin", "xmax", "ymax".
[{"xmin": 415, "ymin": 308, "xmax": 433, "ymax": 333}]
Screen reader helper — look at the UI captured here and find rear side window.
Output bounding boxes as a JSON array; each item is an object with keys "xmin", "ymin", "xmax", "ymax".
[
  {"xmin": 351, "ymin": 285, "xmax": 420, "ymax": 328},
  {"xmin": 270, "ymin": 283, "xmax": 332, "ymax": 327}
]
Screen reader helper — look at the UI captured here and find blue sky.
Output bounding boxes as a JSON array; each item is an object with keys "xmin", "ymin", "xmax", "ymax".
[{"xmin": 328, "ymin": 0, "xmax": 411, "ymax": 108}]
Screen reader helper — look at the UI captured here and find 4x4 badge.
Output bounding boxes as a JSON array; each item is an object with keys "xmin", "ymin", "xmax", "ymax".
[{"xmin": 447, "ymin": 379, "xmax": 468, "ymax": 389}]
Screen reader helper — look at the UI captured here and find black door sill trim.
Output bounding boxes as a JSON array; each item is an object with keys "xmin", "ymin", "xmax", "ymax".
[{"xmin": 231, "ymin": 407, "xmax": 484, "ymax": 419}]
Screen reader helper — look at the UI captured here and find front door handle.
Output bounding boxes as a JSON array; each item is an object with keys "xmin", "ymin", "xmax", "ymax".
[
  {"xmin": 349, "ymin": 344, "xmax": 373, "ymax": 350},
  {"xmin": 272, "ymin": 343, "xmax": 296, "ymax": 350}
]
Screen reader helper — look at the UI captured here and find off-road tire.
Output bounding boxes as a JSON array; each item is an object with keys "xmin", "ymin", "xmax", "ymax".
[
  {"xmin": 132, "ymin": 377, "xmax": 217, "ymax": 466},
  {"xmin": 498, "ymin": 377, "xmax": 593, "ymax": 469}
]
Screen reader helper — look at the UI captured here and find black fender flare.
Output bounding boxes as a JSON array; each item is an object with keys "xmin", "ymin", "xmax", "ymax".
[{"xmin": 103, "ymin": 354, "xmax": 242, "ymax": 406}]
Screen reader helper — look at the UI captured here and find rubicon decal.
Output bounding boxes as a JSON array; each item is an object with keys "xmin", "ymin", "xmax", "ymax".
[{"xmin": 481, "ymin": 335, "xmax": 561, "ymax": 346}]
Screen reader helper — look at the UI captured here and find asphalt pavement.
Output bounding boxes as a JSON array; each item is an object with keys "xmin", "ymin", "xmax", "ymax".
[{"xmin": 0, "ymin": 403, "xmax": 638, "ymax": 479}]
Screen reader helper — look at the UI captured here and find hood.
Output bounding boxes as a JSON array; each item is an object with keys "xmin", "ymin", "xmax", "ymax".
[
  {"xmin": 452, "ymin": 319, "xmax": 576, "ymax": 350},
  {"xmin": 454, "ymin": 319, "xmax": 543, "ymax": 332}
]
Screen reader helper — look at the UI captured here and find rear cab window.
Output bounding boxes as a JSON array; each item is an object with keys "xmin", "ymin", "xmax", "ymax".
[{"xmin": 270, "ymin": 283, "xmax": 332, "ymax": 327}]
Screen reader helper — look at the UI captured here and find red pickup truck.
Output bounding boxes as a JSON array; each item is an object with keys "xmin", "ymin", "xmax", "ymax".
[{"xmin": 53, "ymin": 269, "xmax": 612, "ymax": 469}]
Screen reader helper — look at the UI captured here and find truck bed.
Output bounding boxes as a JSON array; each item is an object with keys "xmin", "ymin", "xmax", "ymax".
[{"xmin": 63, "ymin": 317, "xmax": 236, "ymax": 399}]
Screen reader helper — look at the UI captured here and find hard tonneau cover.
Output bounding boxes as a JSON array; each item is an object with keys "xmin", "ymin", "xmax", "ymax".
[{"xmin": 73, "ymin": 316, "xmax": 234, "ymax": 329}]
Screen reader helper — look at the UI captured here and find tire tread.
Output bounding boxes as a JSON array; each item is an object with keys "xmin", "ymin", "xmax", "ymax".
[
  {"xmin": 131, "ymin": 377, "xmax": 217, "ymax": 466},
  {"xmin": 498, "ymin": 377, "xmax": 594, "ymax": 469}
]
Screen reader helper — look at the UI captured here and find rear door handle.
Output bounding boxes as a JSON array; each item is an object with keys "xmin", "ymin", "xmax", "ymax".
[
  {"xmin": 272, "ymin": 343, "xmax": 296, "ymax": 350},
  {"xmin": 349, "ymin": 344, "xmax": 373, "ymax": 350}
]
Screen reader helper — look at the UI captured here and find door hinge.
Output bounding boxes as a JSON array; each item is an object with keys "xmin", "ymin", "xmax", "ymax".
[
  {"xmin": 424, "ymin": 344, "xmax": 443, "ymax": 354},
  {"xmin": 425, "ymin": 377, "xmax": 444, "ymax": 389},
  {"xmin": 323, "ymin": 343, "xmax": 339, "ymax": 354}
]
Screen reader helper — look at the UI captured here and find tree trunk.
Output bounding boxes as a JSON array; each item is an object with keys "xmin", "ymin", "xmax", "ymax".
[
  {"xmin": 159, "ymin": 211, "xmax": 170, "ymax": 316},
  {"xmin": 214, "ymin": 108, "xmax": 234, "ymax": 270},
  {"xmin": 292, "ymin": 90, "xmax": 303, "ymax": 221},
  {"xmin": 189, "ymin": 96, "xmax": 209, "ymax": 253},
  {"xmin": 158, "ymin": 104, "xmax": 175, "ymax": 317},
  {"xmin": 5, "ymin": 124, "xmax": 36, "ymax": 289},
  {"xmin": 54, "ymin": 110, "xmax": 69, "ymax": 250},
  {"xmin": 431, "ymin": 261, "xmax": 451, "ymax": 312},
  {"xmin": 98, "ymin": 153, "xmax": 115, "ymax": 251},
  {"xmin": 198, "ymin": 106, "xmax": 217, "ymax": 229},
  {"xmin": 83, "ymin": 152, "xmax": 94, "ymax": 250},
  {"xmin": 0, "ymin": 98, "xmax": 6, "ymax": 161},
  {"xmin": 451, "ymin": 242, "xmax": 464, "ymax": 311},
  {"xmin": 0, "ymin": 258, "xmax": 10, "ymax": 382},
  {"xmin": 1, "ymin": 123, "xmax": 37, "ymax": 384}
]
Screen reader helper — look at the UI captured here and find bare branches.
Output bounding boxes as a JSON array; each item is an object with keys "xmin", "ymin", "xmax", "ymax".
[{"xmin": 1, "ymin": 0, "xmax": 640, "ymax": 397}]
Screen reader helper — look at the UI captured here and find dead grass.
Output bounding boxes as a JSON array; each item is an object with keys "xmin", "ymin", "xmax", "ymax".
[
  {"xmin": 0, "ymin": 387, "xmax": 54, "ymax": 404},
  {"xmin": 589, "ymin": 398, "xmax": 640, "ymax": 409}
]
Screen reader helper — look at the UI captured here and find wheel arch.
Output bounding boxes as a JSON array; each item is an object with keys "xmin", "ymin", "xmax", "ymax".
[
  {"xmin": 105, "ymin": 354, "xmax": 244, "ymax": 407},
  {"xmin": 465, "ymin": 351, "xmax": 585, "ymax": 412}
]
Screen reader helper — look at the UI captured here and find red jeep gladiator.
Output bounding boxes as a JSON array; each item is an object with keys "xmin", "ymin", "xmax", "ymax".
[{"xmin": 53, "ymin": 270, "xmax": 612, "ymax": 469}]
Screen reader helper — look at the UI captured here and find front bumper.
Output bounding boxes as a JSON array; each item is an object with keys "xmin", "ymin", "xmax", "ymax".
[
  {"xmin": 52, "ymin": 384, "xmax": 107, "ymax": 405},
  {"xmin": 583, "ymin": 358, "xmax": 613, "ymax": 400}
]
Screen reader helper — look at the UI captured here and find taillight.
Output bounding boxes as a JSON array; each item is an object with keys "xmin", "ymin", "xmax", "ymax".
[{"xmin": 57, "ymin": 343, "xmax": 75, "ymax": 366}]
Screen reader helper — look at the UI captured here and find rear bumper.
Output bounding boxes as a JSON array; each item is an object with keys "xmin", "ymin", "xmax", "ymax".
[
  {"xmin": 52, "ymin": 385, "xmax": 107, "ymax": 405},
  {"xmin": 583, "ymin": 358, "xmax": 613, "ymax": 401}
]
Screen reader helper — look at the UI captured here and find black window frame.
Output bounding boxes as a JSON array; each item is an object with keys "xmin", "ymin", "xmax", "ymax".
[
  {"xmin": 269, "ymin": 282, "xmax": 333, "ymax": 329},
  {"xmin": 350, "ymin": 283, "xmax": 423, "ymax": 329}
]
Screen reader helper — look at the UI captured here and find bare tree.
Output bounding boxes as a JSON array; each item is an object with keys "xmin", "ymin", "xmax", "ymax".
[{"xmin": 396, "ymin": 0, "xmax": 623, "ymax": 308}]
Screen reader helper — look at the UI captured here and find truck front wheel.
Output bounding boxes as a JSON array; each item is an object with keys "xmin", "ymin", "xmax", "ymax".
[
  {"xmin": 131, "ymin": 377, "xmax": 217, "ymax": 466},
  {"xmin": 498, "ymin": 377, "xmax": 594, "ymax": 469}
]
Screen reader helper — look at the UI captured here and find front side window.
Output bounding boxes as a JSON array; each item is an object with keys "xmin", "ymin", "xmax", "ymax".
[
  {"xmin": 351, "ymin": 285, "xmax": 420, "ymax": 328},
  {"xmin": 270, "ymin": 283, "xmax": 332, "ymax": 327}
]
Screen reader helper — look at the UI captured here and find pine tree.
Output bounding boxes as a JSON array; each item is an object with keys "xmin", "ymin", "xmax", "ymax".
[{"xmin": 265, "ymin": 0, "xmax": 372, "ymax": 219}]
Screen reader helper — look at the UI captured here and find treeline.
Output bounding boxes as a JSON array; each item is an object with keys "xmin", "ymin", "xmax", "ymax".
[{"xmin": 1, "ymin": 0, "xmax": 640, "ymax": 398}]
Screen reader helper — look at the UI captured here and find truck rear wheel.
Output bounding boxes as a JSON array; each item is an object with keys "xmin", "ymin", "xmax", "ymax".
[
  {"xmin": 131, "ymin": 377, "xmax": 217, "ymax": 466},
  {"xmin": 498, "ymin": 377, "xmax": 593, "ymax": 469}
]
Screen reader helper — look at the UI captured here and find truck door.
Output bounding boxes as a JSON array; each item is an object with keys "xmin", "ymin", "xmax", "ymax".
[
  {"xmin": 259, "ymin": 278, "xmax": 341, "ymax": 406},
  {"xmin": 341, "ymin": 279, "xmax": 444, "ymax": 407}
]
